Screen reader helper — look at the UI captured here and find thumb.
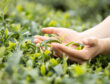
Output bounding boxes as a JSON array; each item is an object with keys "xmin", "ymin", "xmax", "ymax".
[
  {"xmin": 41, "ymin": 27, "xmax": 59, "ymax": 35},
  {"xmin": 82, "ymin": 37, "xmax": 98, "ymax": 47}
]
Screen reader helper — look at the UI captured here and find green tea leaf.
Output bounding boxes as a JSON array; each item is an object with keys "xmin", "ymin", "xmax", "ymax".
[
  {"xmin": 61, "ymin": 34, "xmax": 66, "ymax": 42},
  {"xmin": 0, "ymin": 46, "xmax": 5, "ymax": 58},
  {"xmin": 6, "ymin": 48, "xmax": 23, "ymax": 68},
  {"xmin": 65, "ymin": 42, "xmax": 74, "ymax": 46},
  {"xmin": 48, "ymin": 20, "xmax": 56, "ymax": 26},
  {"xmin": 8, "ymin": 41, "xmax": 16, "ymax": 48},
  {"xmin": 50, "ymin": 58, "xmax": 58, "ymax": 66},
  {"xmin": 44, "ymin": 50, "xmax": 50, "ymax": 55},
  {"xmin": 44, "ymin": 34, "xmax": 48, "ymax": 37},
  {"xmin": 73, "ymin": 64, "xmax": 87, "ymax": 76},
  {"xmin": 76, "ymin": 46, "xmax": 82, "ymax": 50},
  {"xmin": 27, "ymin": 60, "xmax": 33, "ymax": 67},
  {"xmin": 40, "ymin": 39, "xmax": 61, "ymax": 47},
  {"xmin": 5, "ymin": 28, "xmax": 8, "ymax": 39},
  {"xmin": 16, "ymin": 4, "xmax": 22, "ymax": 12},
  {"xmin": 4, "ymin": 6, "xmax": 8, "ymax": 14},
  {"xmin": 63, "ymin": 56, "xmax": 68, "ymax": 73},
  {"xmin": 54, "ymin": 64, "xmax": 63, "ymax": 76},
  {"xmin": 40, "ymin": 64, "xmax": 46, "ymax": 75},
  {"xmin": 66, "ymin": 42, "xmax": 84, "ymax": 50}
]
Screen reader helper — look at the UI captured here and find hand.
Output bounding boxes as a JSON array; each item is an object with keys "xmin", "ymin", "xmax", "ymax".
[
  {"xmin": 34, "ymin": 27, "xmax": 84, "ymax": 45},
  {"xmin": 51, "ymin": 37, "xmax": 103, "ymax": 64}
]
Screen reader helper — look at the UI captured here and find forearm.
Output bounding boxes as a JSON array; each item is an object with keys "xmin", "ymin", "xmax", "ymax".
[{"xmin": 81, "ymin": 16, "xmax": 110, "ymax": 38}]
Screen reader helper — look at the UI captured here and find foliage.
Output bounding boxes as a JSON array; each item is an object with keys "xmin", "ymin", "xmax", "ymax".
[
  {"xmin": 36, "ymin": 0, "xmax": 110, "ymax": 19},
  {"xmin": 0, "ymin": 0, "xmax": 110, "ymax": 84}
]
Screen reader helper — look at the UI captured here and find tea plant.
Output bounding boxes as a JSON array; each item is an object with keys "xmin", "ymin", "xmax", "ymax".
[{"xmin": 0, "ymin": 0, "xmax": 110, "ymax": 84}]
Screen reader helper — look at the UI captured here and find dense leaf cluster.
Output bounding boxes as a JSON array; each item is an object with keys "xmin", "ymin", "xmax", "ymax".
[{"xmin": 0, "ymin": 0, "xmax": 110, "ymax": 84}]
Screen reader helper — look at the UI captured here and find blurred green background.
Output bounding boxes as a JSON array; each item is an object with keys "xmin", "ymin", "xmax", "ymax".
[
  {"xmin": 35, "ymin": 0, "xmax": 110, "ymax": 20},
  {"xmin": 0, "ymin": 0, "xmax": 110, "ymax": 84},
  {"xmin": 1, "ymin": 0, "xmax": 110, "ymax": 21}
]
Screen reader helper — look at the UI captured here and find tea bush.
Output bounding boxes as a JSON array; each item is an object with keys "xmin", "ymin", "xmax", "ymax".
[{"xmin": 0, "ymin": 0, "xmax": 110, "ymax": 84}]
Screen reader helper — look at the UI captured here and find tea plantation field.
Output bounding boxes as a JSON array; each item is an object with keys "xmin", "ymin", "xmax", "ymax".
[{"xmin": 0, "ymin": 0, "xmax": 110, "ymax": 84}]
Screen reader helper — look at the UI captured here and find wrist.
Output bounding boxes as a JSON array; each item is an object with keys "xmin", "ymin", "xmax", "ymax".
[
  {"xmin": 99, "ymin": 39, "xmax": 109, "ymax": 55},
  {"xmin": 80, "ymin": 32, "xmax": 90, "ymax": 38}
]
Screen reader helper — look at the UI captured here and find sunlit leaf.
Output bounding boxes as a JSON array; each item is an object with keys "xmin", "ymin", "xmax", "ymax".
[
  {"xmin": 4, "ymin": 6, "xmax": 8, "ymax": 14},
  {"xmin": 40, "ymin": 64, "xmax": 46, "ymax": 75},
  {"xmin": 0, "ymin": 46, "xmax": 5, "ymax": 58},
  {"xmin": 40, "ymin": 39, "xmax": 61, "ymax": 47},
  {"xmin": 4, "ymin": 28, "xmax": 8, "ymax": 39},
  {"xmin": 50, "ymin": 58, "xmax": 58, "ymax": 66},
  {"xmin": 17, "ymin": 4, "xmax": 22, "ymax": 12},
  {"xmin": 54, "ymin": 64, "xmax": 63, "ymax": 76}
]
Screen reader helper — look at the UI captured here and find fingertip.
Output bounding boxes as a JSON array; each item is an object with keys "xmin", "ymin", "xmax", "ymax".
[
  {"xmin": 42, "ymin": 28, "xmax": 52, "ymax": 34},
  {"xmin": 36, "ymin": 43, "xmax": 40, "ymax": 48},
  {"xmin": 41, "ymin": 28, "xmax": 46, "ymax": 32},
  {"xmin": 51, "ymin": 43, "xmax": 60, "ymax": 49},
  {"xmin": 34, "ymin": 35, "xmax": 40, "ymax": 39},
  {"xmin": 51, "ymin": 43, "xmax": 58, "ymax": 47},
  {"xmin": 34, "ymin": 39, "xmax": 41, "ymax": 43},
  {"xmin": 51, "ymin": 43, "xmax": 56, "ymax": 50},
  {"xmin": 33, "ymin": 39, "xmax": 37, "ymax": 42},
  {"xmin": 42, "ymin": 27, "xmax": 58, "ymax": 34},
  {"xmin": 54, "ymin": 44, "xmax": 65, "ymax": 50}
]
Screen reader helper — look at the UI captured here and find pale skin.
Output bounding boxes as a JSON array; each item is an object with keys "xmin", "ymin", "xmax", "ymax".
[{"xmin": 34, "ymin": 15, "xmax": 110, "ymax": 64}]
